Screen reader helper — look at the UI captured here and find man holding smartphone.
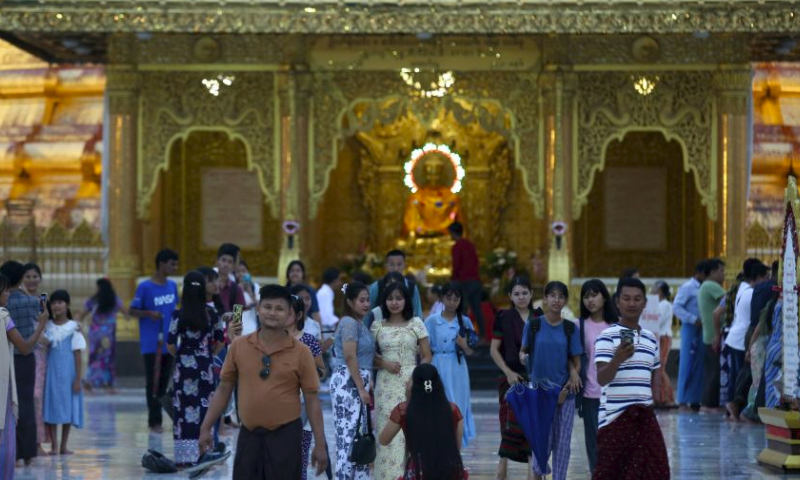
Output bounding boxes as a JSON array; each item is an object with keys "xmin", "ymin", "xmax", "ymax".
[{"xmin": 592, "ymin": 277, "xmax": 669, "ymax": 480}]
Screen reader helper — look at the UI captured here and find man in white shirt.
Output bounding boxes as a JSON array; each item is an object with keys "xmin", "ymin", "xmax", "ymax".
[
  {"xmin": 723, "ymin": 258, "xmax": 768, "ymax": 420},
  {"xmin": 316, "ymin": 267, "xmax": 342, "ymax": 332},
  {"xmin": 593, "ymin": 277, "xmax": 669, "ymax": 480}
]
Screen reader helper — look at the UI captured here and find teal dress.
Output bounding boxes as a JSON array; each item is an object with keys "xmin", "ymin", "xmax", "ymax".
[
  {"xmin": 43, "ymin": 320, "xmax": 85, "ymax": 427},
  {"xmin": 424, "ymin": 313, "xmax": 477, "ymax": 447}
]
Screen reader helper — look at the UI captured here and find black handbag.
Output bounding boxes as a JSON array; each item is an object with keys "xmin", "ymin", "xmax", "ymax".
[{"xmin": 349, "ymin": 404, "xmax": 376, "ymax": 465}]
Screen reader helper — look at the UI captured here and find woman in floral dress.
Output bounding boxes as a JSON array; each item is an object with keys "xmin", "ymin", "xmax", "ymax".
[
  {"xmin": 371, "ymin": 282, "xmax": 431, "ymax": 480},
  {"xmin": 167, "ymin": 271, "xmax": 224, "ymax": 467},
  {"xmin": 83, "ymin": 278, "xmax": 124, "ymax": 392}
]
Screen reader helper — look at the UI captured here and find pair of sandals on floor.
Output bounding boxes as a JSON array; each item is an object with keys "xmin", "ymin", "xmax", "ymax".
[{"xmin": 142, "ymin": 443, "xmax": 230, "ymax": 479}]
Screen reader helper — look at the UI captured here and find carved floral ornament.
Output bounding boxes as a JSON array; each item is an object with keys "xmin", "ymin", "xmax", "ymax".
[
  {"xmin": 308, "ymin": 71, "xmax": 543, "ymax": 219},
  {"xmin": 573, "ymin": 71, "xmax": 717, "ymax": 220},
  {"xmin": 136, "ymin": 71, "xmax": 278, "ymax": 219},
  {"xmin": 0, "ymin": 3, "xmax": 798, "ymax": 34}
]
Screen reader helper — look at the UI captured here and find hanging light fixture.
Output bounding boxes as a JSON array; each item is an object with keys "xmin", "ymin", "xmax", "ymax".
[
  {"xmin": 399, "ymin": 67, "xmax": 456, "ymax": 98},
  {"xmin": 632, "ymin": 75, "xmax": 659, "ymax": 96}
]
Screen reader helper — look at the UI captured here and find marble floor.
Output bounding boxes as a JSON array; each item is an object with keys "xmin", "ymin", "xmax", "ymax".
[{"xmin": 13, "ymin": 388, "xmax": 799, "ymax": 480}]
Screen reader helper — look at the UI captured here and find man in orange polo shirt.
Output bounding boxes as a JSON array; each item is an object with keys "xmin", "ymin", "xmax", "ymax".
[{"xmin": 199, "ymin": 285, "xmax": 328, "ymax": 479}]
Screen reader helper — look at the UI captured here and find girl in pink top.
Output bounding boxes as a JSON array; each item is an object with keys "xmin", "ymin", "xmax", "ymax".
[{"xmin": 577, "ymin": 279, "xmax": 616, "ymax": 475}]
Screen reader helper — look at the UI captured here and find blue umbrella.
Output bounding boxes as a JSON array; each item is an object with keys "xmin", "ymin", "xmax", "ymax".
[{"xmin": 505, "ymin": 380, "xmax": 562, "ymax": 471}]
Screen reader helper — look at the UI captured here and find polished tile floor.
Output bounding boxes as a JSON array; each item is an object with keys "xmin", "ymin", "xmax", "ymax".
[{"xmin": 13, "ymin": 389, "xmax": 798, "ymax": 480}]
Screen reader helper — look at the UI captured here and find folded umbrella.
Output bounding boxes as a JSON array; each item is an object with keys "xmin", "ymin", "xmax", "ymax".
[{"xmin": 505, "ymin": 380, "xmax": 561, "ymax": 471}]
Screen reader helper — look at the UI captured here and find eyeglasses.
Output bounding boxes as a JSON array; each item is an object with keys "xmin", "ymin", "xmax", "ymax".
[{"xmin": 260, "ymin": 355, "xmax": 271, "ymax": 380}]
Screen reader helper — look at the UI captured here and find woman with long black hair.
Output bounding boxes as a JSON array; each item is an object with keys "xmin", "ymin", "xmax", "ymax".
[
  {"xmin": 82, "ymin": 278, "xmax": 125, "ymax": 393},
  {"xmin": 379, "ymin": 363, "xmax": 466, "ymax": 480},
  {"xmin": 285, "ymin": 260, "xmax": 321, "ymax": 324},
  {"xmin": 489, "ymin": 276, "xmax": 543, "ymax": 480},
  {"xmin": 424, "ymin": 282, "xmax": 477, "ymax": 448},
  {"xmin": 166, "ymin": 271, "xmax": 225, "ymax": 467},
  {"xmin": 289, "ymin": 296, "xmax": 325, "ymax": 480},
  {"xmin": 330, "ymin": 281, "xmax": 374, "ymax": 480},
  {"xmin": 372, "ymin": 282, "xmax": 432, "ymax": 480},
  {"xmin": 576, "ymin": 279, "xmax": 616, "ymax": 475}
]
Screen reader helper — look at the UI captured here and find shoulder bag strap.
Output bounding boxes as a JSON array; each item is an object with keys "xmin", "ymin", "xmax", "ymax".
[{"xmin": 364, "ymin": 404, "xmax": 373, "ymax": 435}]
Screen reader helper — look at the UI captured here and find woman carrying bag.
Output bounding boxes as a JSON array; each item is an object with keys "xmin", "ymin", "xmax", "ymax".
[{"xmin": 331, "ymin": 282, "xmax": 375, "ymax": 480}]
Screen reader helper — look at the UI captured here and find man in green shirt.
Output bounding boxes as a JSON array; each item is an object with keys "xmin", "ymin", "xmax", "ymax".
[{"xmin": 698, "ymin": 258, "xmax": 726, "ymax": 411}]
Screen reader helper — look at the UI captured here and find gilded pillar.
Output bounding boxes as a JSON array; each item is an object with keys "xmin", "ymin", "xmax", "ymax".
[
  {"xmin": 276, "ymin": 65, "xmax": 311, "ymax": 278},
  {"xmin": 714, "ymin": 67, "xmax": 752, "ymax": 281},
  {"xmin": 542, "ymin": 68, "xmax": 577, "ymax": 286},
  {"xmin": 105, "ymin": 65, "xmax": 141, "ymax": 303}
]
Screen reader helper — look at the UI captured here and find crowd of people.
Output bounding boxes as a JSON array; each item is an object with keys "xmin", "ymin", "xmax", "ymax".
[
  {"xmin": 0, "ymin": 222, "xmax": 782, "ymax": 480},
  {"xmin": 0, "ymin": 260, "xmax": 123, "ymax": 477},
  {"xmin": 674, "ymin": 256, "xmax": 779, "ymax": 422}
]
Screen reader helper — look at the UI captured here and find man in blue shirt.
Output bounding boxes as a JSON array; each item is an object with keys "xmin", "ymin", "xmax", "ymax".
[
  {"xmin": 673, "ymin": 260, "xmax": 707, "ymax": 410},
  {"xmin": 368, "ymin": 250, "xmax": 422, "ymax": 318},
  {"xmin": 129, "ymin": 249, "xmax": 179, "ymax": 433}
]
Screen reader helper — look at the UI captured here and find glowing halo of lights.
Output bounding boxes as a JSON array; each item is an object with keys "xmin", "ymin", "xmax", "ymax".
[{"xmin": 403, "ymin": 143, "xmax": 465, "ymax": 194}]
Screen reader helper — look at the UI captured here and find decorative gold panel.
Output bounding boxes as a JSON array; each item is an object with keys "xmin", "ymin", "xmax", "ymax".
[
  {"xmin": 573, "ymin": 71, "xmax": 716, "ymax": 220},
  {"xmin": 138, "ymin": 71, "xmax": 277, "ymax": 219},
  {"xmin": 161, "ymin": 131, "xmax": 280, "ymax": 275},
  {"xmin": 1, "ymin": 3, "xmax": 798, "ymax": 35},
  {"xmin": 573, "ymin": 131, "xmax": 709, "ymax": 277},
  {"xmin": 309, "ymin": 71, "xmax": 543, "ymax": 219},
  {"xmin": 542, "ymin": 34, "xmax": 750, "ymax": 66},
  {"xmin": 132, "ymin": 34, "xmax": 285, "ymax": 66}
]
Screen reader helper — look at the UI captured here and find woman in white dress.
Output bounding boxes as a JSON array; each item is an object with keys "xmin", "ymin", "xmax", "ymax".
[{"xmin": 372, "ymin": 282, "xmax": 432, "ymax": 480}]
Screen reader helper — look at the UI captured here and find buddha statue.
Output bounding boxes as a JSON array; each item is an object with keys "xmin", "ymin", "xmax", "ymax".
[{"xmin": 402, "ymin": 151, "xmax": 461, "ymax": 237}]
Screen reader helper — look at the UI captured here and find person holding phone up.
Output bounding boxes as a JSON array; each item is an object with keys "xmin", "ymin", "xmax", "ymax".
[{"xmin": 592, "ymin": 277, "xmax": 669, "ymax": 480}]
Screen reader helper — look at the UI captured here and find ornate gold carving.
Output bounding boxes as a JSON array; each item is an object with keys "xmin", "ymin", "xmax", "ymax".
[
  {"xmin": 162, "ymin": 131, "xmax": 281, "ymax": 275},
  {"xmin": 309, "ymin": 36, "xmax": 540, "ymax": 72},
  {"xmin": 137, "ymin": 71, "xmax": 277, "ymax": 219},
  {"xmin": 135, "ymin": 34, "xmax": 284, "ymax": 65},
  {"xmin": 193, "ymin": 37, "xmax": 221, "ymax": 62},
  {"xmin": 0, "ymin": 4, "xmax": 797, "ymax": 35},
  {"xmin": 542, "ymin": 34, "xmax": 750, "ymax": 65},
  {"xmin": 309, "ymin": 70, "xmax": 543, "ymax": 218},
  {"xmin": 573, "ymin": 132, "xmax": 709, "ymax": 277},
  {"xmin": 107, "ymin": 33, "xmax": 137, "ymax": 64},
  {"xmin": 632, "ymin": 37, "xmax": 661, "ymax": 63},
  {"xmin": 573, "ymin": 71, "xmax": 717, "ymax": 220},
  {"xmin": 714, "ymin": 68, "xmax": 752, "ymax": 115},
  {"xmin": 106, "ymin": 67, "xmax": 140, "ymax": 114}
]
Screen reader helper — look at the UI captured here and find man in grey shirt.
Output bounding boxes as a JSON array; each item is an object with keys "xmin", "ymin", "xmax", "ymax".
[{"xmin": 1, "ymin": 260, "xmax": 45, "ymax": 464}]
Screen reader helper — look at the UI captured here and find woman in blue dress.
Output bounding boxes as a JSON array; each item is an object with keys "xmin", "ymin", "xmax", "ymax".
[
  {"xmin": 167, "ymin": 271, "xmax": 225, "ymax": 467},
  {"xmin": 43, "ymin": 289, "xmax": 86, "ymax": 456},
  {"xmin": 424, "ymin": 282, "xmax": 477, "ymax": 448}
]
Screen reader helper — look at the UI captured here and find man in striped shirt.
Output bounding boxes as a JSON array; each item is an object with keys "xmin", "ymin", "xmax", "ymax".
[{"xmin": 592, "ymin": 277, "xmax": 670, "ymax": 480}]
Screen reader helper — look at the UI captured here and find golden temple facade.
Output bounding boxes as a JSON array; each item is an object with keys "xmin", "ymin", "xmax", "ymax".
[{"xmin": 0, "ymin": 0, "xmax": 797, "ymax": 304}]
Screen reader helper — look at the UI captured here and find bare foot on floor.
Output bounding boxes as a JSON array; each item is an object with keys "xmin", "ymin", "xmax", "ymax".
[
  {"xmin": 725, "ymin": 402, "xmax": 740, "ymax": 421},
  {"xmin": 60, "ymin": 449, "xmax": 74, "ymax": 456}
]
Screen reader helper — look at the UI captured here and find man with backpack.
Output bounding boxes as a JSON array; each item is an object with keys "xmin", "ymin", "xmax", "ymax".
[{"xmin": 368, "ymin": 250, "xmax": 423, "ymax": 318}]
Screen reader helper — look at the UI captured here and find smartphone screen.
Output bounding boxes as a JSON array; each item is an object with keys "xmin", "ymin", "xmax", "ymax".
[{"xmin": 232, "ymin": 304, "xmax": 243, "ymax": 324}]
